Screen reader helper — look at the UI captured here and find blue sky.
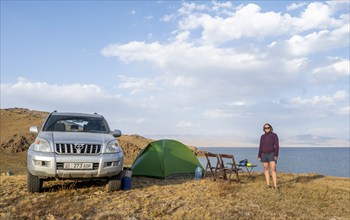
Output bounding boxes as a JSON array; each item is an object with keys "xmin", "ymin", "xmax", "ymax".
[{"xmin": 1, "ymin": 1, "xmax": 349, "ymax": 147}]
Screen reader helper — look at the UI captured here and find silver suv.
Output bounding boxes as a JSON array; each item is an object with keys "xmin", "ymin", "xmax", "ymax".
[{"xmin": 27, "ymin": 111, "xmax": 124, "ymax": 192}]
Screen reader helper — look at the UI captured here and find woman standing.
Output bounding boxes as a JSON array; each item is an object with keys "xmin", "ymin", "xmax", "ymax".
[{"xmin": 258, "ymin": 123, "xmax": 279, "ymax": 190}]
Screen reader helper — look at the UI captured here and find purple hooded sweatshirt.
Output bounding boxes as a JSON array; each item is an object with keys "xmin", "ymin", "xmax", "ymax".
[{"xmin": 258, "ymin": 132, "xmax": 279, "ymax": 158}]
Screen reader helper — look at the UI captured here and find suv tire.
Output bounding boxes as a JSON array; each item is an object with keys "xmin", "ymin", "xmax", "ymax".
[
  {"xmin": 106, "ymin": 173, "xmax": 121, "ymax": 191},
  {"xmin": 27, "ymin": 172, "xmax": 43, "ymax": 193}
]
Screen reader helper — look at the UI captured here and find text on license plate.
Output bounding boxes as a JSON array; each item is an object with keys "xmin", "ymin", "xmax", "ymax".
[{"xmin": 63, "ymin": 163, "xmax": 93, "ymax": 170}]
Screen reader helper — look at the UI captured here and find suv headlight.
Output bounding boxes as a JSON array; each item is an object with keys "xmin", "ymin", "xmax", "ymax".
[
  {"xmin": 105, "ymin": 141, "xmax": 122, "ymax": 153},
  {"xmin": 33, "ymin": 138, "xmax": 52, "ymax": 152}
]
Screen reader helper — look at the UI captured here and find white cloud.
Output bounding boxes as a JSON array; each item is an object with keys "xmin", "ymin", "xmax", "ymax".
[
  {"xmin": 105, "ymin": 1, "xmax": 349, "ymax": 73},
  {"xmin": 173, "ymin": 107, "xmax": 193, "ymax": 114},
  {"xmin": 161, "ymin": 13, "xmax": 176, "ymax": 22},
  {"xmin": 212, "ymin": 1, "xmax": 232, "ymax": 11},
  {"xmin": 229, "ymin": 101, "xmax": 246, "ymax": 107},
  {"xmin": 338, "ymin": 106, "xmax": 350, "ymax": 116},
  {"xmin": 1, "ymin": 77, "xmax": 113, "ymax": 100},
  {"xmin": 288, "ymin": 90, "xmax": 348, "ymax": 107},
  {"xmin": 102, "ymin": 40, "xmax": 264, "ymax": 80},
  {"xmin": 174, "ymin": 31, "xmax": 190, "ymax": 43},
  {"xmin": 178, "ymin": 2, "xmax": 209, "ymax": 16},
  {"xmin": 298, "ymin": 2, "xmax": 336, "ymax": 30},
  {"xmin": 312, "ymin": 59, "xmax": 350, "ymax": 83},
  {"xmin": 178, "ymin": 3, "xmax": 291, "ymax": 44},
  {"xmin": 203, "ymin": 108, "xmax": 235, "ymax": 118},
  {"xmin": 173, "ymin": 1, "xmax": 348, "ymax": 46},
  {"xmin": 117, "ymin": 75, "xmax": 160, "ymax": 94},
  {"xmin": 1, "ymin": 77, "xmax": 116, "ymax": 104},
  {"xmin": 313, "ymin": 59, "xmax": 350, "ymax": 75},
  {"xmin": 176, "ymin": 120, "xmax": 198, "ymax": 128},
  {"xmin": 136, "ymin": 118, "xmax": 147, "ymax": 124},
  {"xmin": 287, "ymin": 3, "xmax": 306, "ymax": 11},
  {"xmin": 283, "ymin": 58, "xmax": 308, "ymax": 73},
  {"xmin": 171, "ymin": 75, "xmax": 195, "ymax": 87},
  {"xmin": 286, "ymin": 24, "xmax": 350, "ymax": 56},
  {"xmin": 101, "ymin": 41, "xmax": 165, "ymax": 65}
]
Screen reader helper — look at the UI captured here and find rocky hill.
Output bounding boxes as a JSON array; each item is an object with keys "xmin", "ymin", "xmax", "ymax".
[
  {"xmin": 0, "ymin": 108, "xmax": 204, "ymax": 164},
  {"xmin": 0, "ymin": 108, "xmax": 47, "ymax": 153}
]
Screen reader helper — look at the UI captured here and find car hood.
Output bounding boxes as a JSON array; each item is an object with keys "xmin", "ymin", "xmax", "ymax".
[{"xmin": 39, "ymin": 132, "xmax": 116, "ymax": 145}]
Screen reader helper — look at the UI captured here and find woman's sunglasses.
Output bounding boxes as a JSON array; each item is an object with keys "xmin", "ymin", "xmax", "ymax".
[{"xmin": 264, "ymin": 127, "xmax": 270, "ymax": 129}]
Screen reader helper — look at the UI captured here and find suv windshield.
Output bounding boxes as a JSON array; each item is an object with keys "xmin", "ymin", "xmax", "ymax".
[{"xmin": 42, "ymin": 115, "xmax": 109, "ymax": 133}]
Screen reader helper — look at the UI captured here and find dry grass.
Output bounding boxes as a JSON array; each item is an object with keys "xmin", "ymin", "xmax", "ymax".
[{"xmin": 1, "ymin": 172, "xmax": 349, "ymax": 220}]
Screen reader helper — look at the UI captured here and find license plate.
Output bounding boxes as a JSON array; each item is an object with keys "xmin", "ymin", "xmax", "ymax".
[{"xmin": 63, "ymin": 162, "xmax": 93, "ymax": 170}]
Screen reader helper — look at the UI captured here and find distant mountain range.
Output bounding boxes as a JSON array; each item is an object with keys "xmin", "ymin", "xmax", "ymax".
[{"xmin": 283, "ymin": 134, "xmax": 349, "ymax": 147}]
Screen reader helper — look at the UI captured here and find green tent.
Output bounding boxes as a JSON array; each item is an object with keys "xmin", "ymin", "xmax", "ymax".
[{"xmin": 131, "ymin": 139, "xmax": 203, "ymax": 178}]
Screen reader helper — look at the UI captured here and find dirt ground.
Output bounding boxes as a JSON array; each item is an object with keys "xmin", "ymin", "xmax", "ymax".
[
  {"xmin": 1, "ymin": 170, "xmax": 349, "ymax": 220},
  {"xmin": 0, "ymin": 152, "xmax": 27, "ymax": 175},
  {"xmin": 1, "ymin": 153, "xmax": 350, "ymax": 219}
]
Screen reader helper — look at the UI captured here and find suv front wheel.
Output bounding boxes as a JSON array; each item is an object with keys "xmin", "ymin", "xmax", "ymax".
[
  {"xmin": 106, "ymin": 173, "xmax": 122, "ymax": 191},
  {"xmin": 27, "ymin": 172, "xmax": 43, "ymax": 193}
]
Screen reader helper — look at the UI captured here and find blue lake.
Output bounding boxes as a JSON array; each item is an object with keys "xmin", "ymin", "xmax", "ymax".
[{"xmin": 197, "ymin": 147, "xmax": 350, "ymax": 178}]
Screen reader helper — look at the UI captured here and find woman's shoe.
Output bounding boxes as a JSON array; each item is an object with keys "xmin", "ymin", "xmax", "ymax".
[
  {"xmin": 266, "ymin": 185, "xmax": 272, "ymax": 189},
  {"xmin": 274, "ymin": 186, "xmax": 279, "ymax": 191}
]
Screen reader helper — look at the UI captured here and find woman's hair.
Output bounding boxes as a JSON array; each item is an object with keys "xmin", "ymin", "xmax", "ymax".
[{"xmin": 263, "ymin": 123, "xmax": 273, "ymax": 132}]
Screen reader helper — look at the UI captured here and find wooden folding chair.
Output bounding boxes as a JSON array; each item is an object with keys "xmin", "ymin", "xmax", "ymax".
[
  {"xmin": 204, "ymin": 153, "xmax": 220, "ymax": 181},
  {"xmin": 217, "ymin": 154, "xmax": 240, "ymax": 182}
]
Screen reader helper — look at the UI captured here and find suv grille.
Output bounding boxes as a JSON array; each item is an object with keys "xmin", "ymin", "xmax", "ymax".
[{"xmin": 56, "ymin": 143, "xmax": 102, "ymax": 154}]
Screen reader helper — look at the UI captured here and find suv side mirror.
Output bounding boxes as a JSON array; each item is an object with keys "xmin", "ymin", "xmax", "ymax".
[
  {"xmin": 29, "ymin": 126, "xmax": 38, "ymax": 134},
  {"xmin": 111, "ymin": 129, "xmax": 122, "ymax": 137}
]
